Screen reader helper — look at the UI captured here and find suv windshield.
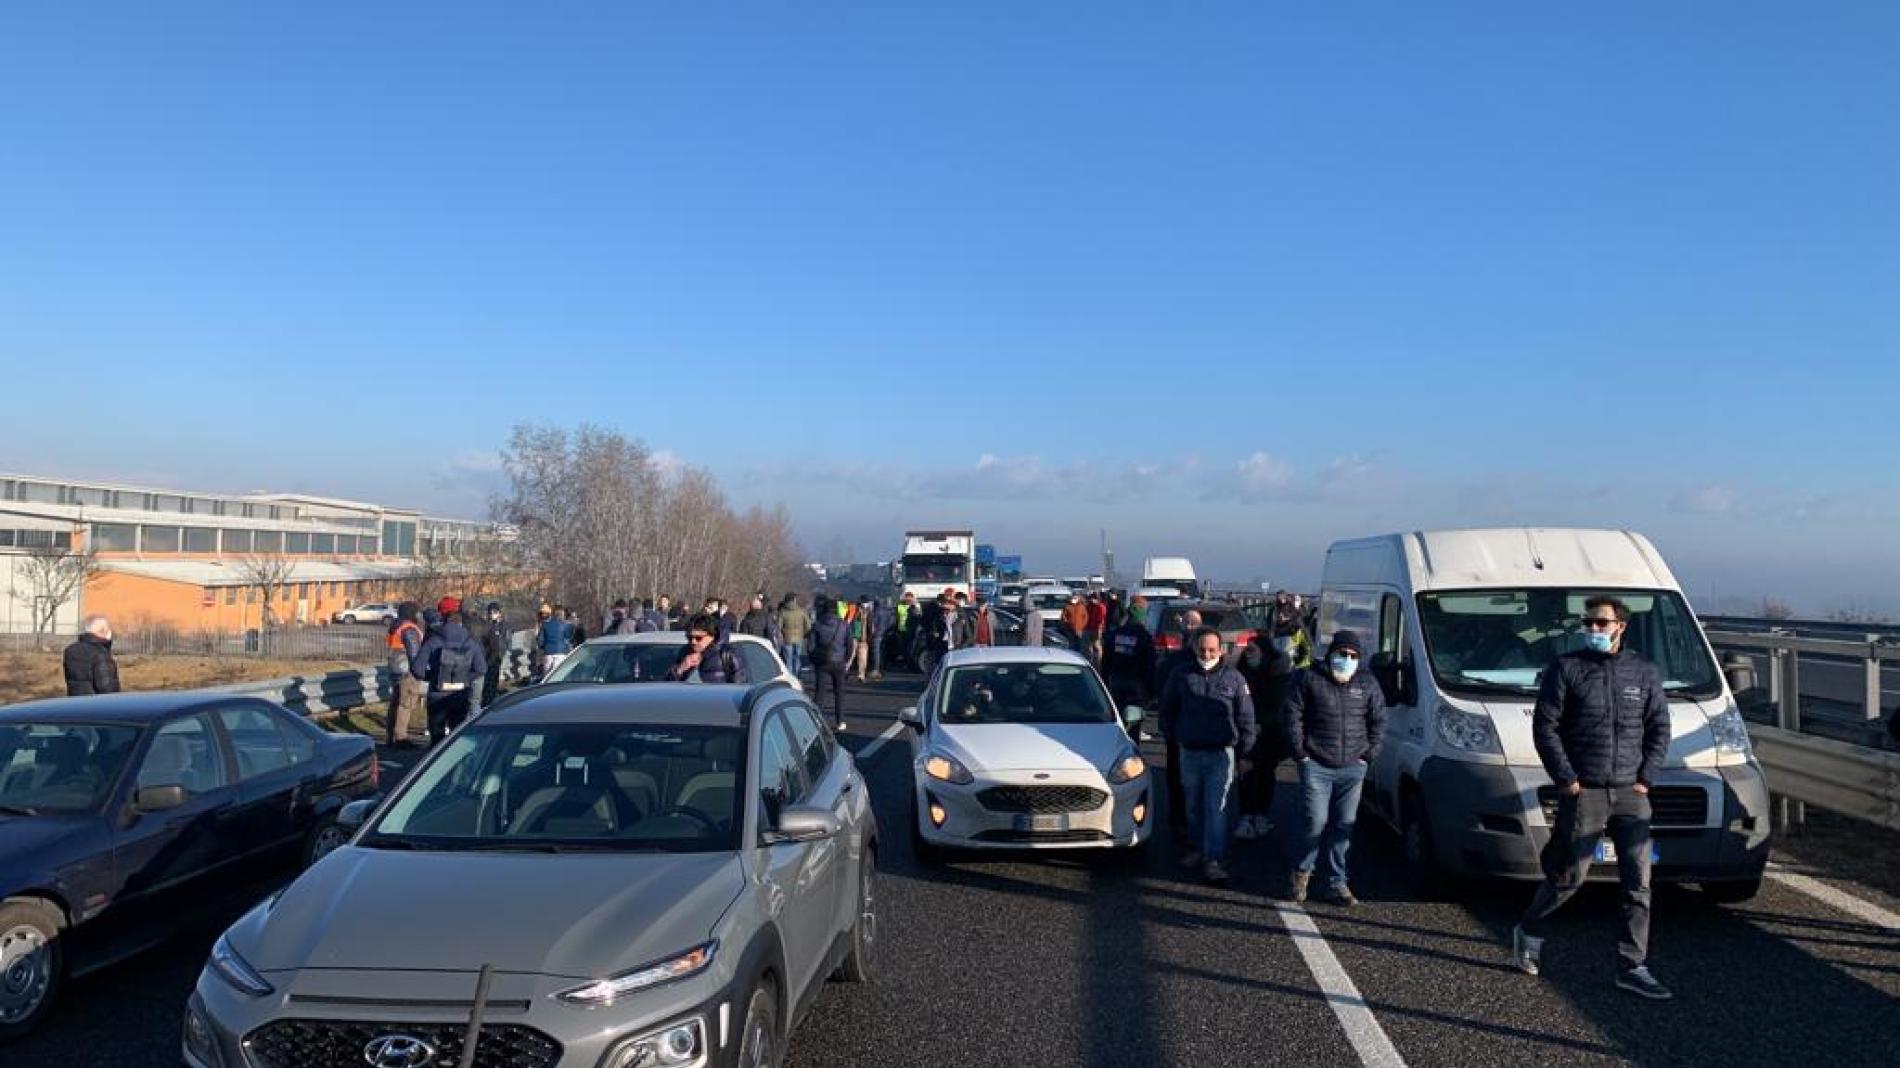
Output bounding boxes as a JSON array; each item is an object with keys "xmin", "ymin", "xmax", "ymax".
[
  {"xmin": 937, "ymin": 663, "xmax": 1115, "ymax": 725},
  {"xmin": 368, "ymin": 723, "xmax": 744, "ymax": 851},
  {"xmin": 0, "ymin": 722, "xmax": 140, "ymax": 814},
  {"xmin": 1416, "ymin": 588, "xmax": 1721, "ymax": 699},
  {"xmin": 902, "ymin": 555, "xmax": 967, "ymax": 584},
  {"xmin": 544, "ymin": 643, "xmax": 681, "ymax": 684}
]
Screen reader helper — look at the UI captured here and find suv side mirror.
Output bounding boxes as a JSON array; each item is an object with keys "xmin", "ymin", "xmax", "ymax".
[
  {"xmin": 1122, "ymin": 704, "xmax": 1145, "ymax": 728},
  {"xmin": 134, "ymin": 784, "xmax": 188, "ymax": 812},
  {"xmin": 338, "ymin": 798, "xmax": 378, "ymax": 832},
  {"xmin": 768, "ymin": 805, "xmax": 840, "ymax": 844}
]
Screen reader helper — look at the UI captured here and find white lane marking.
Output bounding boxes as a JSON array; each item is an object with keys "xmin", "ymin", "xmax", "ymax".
[
  {"xmin": 1767, "ymin": 864, "xmax": 1900, "ymax": 933},
  {"xmin": 853, "ymin": 721, "xmax": 906, "ymax": 762},
  {"xmin": 1277, "ymin": 906, "xmax": 1409, "ymax": 1068}
]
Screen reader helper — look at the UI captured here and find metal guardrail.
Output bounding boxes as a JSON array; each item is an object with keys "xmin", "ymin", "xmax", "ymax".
[
  {"xmin": 1705, "ymin": 628, "xmax": 1900, "ymax": 831},
  {"xmin": 187, "ymin": 629, "xmax": 538, "ymax": 720}
]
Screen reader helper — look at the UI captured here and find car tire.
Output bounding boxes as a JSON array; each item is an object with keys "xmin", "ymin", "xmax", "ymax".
[
  {"xmin": 834, "ymin": 855, "xmax": 878, "ymax": 984},
  {"xmin": 736, "ymin": 974, "xmax": 781, "ymax": 1068},
  {"xmin": 1698, "ymin": 876, "xmax": 1763, "ymax": 905},
  {"xmin": 0, "ymin": 898, "xmax": 64, "ymax": 1042},
  {"xmin": 1400, "ymin": 790, "xmax": 1446, "ymax": 899},
  {"xmin": 304, "ymin": 813, "xmax": 349, "ymax": 866}
]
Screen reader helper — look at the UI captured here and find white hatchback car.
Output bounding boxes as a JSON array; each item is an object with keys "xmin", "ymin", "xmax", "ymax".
[
  {"xmin": 540, "ymin": 632, "xmax": 803, "ymax": 692},
  {"xmin": 901, "ymin": 647, "xmax": 1150, "ymax": 856}
]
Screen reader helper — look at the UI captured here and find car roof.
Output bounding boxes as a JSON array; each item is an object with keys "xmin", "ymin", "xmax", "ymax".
[
  {"xmin": 573, "ymin": 632, "xmax": 773, "ymax": 647},
  {"xmin": 0, "ymin": 691, "xmax": 245, "ymax": 725},
  {"xmin": 939, "ymin": 646, "xmax": 1092, "ymax": 669},
  {"xmin": 473, "ymin": 681, "xmax": 796, "ymax": 728}
]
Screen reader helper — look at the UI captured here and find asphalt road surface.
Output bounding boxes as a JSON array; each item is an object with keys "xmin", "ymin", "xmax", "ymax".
[{"xmin": 12, "ymin": 673, "xmax": 1900, "ymax": 1067}]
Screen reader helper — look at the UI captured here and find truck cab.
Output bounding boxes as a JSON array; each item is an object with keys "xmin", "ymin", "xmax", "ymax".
[{"xmin": 1318, "ymin": 528, "xmax": 1770, "ymax": 899}]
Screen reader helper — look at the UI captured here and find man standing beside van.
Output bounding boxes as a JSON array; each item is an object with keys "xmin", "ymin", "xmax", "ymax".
[
  {"xmin": 1512, "ymin": 595, "xmax": 1674, "ymax": 1000},
  {"xmin": 1281, "ymin": 629, "xmax": 1385, "ymax": 905}
]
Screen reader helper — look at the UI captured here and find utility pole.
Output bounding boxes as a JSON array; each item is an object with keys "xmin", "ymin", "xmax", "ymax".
[{"xmin": 1100, "ymin": 529, "xmax": 1116, "ymax": 588}]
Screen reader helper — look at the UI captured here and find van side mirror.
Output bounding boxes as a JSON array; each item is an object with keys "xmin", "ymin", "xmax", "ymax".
[
  {"xmin": 1721, "ymin": 653, "xmax": 1756, "ymax": 696},
  {"xmin": 338, "ymin": 798, "xmax": 378, "ymax": 832},
  {"xmin": 134, "ymin": 784, "xmax": 188, "ymax": 812}
]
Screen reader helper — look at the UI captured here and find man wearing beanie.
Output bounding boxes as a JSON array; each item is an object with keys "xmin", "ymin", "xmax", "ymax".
[{"xmin": 1281, "ymin": 629, "xmax": 1385, "ymax": 905}]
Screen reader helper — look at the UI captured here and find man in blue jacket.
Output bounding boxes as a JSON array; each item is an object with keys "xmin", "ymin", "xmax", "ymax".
[
  {"xmin": 1160, "ymin": 626, "xmax": 1257, "ymax": 884},
  {"xmin": 1282, "ymin": 629, "xmax": 1385, "ymax": 906},
  {"xmin": 413, "ymin": 606, "xmax": 488, "ymax": 746},
  {"xmin": 1513, "ymin": 595, "xmax": 1675, "ymax": 1000}
]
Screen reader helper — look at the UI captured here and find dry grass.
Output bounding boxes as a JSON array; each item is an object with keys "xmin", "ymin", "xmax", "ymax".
[{"xmin": 0, "ymin": 652, "xmax": 358, "ymax": 707}]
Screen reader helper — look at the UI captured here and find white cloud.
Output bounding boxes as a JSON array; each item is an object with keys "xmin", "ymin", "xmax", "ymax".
[
  {"xmin": 1672, "ymin": 484, "xmax": 1740, "ymax": 515},
  {"xmin": 1236, "ymin": 451, "xmax": 1295, "ymax": 492}
]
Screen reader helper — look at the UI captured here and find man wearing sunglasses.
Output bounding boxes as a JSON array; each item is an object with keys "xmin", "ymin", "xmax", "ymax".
[
  {"xmin": 669, "ymin": 614, "xmax": 751, "ymax": 685},
  {"xmin": 1513, "ymin": 595, "xmax": 1674, "ymax": 1000}
]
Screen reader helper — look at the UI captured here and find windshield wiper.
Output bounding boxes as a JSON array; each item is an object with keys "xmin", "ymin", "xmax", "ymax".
[
  {"xmin": 0, "ymin": 803, "xmax": 39, "ymax": 817},
  {"xmin": 1446, "ymin": 674, "xmax": 1538, "ymax": 696},
  {"xmin": 358, "ymin": 834, "xmax": 442, "ymax": 851}
]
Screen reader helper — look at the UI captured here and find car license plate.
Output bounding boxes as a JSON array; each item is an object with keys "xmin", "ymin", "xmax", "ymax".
[
  {"xmin": 1015, "ymin": 814, "xmax": 1068, "ymax": 833},
  {"xmin": 1594, "ymin": 840, "xmax": 1660, "ymax": 864}
]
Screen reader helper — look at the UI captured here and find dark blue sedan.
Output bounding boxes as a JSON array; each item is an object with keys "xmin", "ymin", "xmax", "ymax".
[{"xmin": 0, "ymin": 691, "xmax": 377, "ymax": 1040}]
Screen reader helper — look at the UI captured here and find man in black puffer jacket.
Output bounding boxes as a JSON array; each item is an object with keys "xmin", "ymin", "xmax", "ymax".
[
  {"xmin": 63, "ymin": 616, "xmax": 122, "ymax": 696},
  {"xmin": 1513, "ymin": 595, "xmax": 1675, "ymax": 1001},
  {"xmin": 808, "ymin": 597, "xmax": 852, "ymax": 732},
  {"xmin": 1160, "ymin": 626, "xmax": 1257, "ymax": 885},
  {"xmin": 1282, "ymin": 629, "xmax": 1385, "ymax": 906},
  {"xmin": 670, "ymin": 613, "xmax": 752, "ymax": 686}
]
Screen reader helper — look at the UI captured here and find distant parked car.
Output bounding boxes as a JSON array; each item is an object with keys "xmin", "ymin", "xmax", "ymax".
[
  {"xmin": 0, "ymin": 693, "xmax": 377, "ymax": 1040},
  {"xmin": 332, "ymin": 602, "xmax": 396, "ymax": 625},
  {"xmin": 541, "ymin": 632, "xmax": 803, "ymax": 692}
]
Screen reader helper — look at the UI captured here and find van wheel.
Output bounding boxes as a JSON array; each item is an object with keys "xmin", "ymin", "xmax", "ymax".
[
  {"xmin": 737, "ymin": 975, "xmax": 782, "ymax": 1068},
  {"xmin": 0, "ymin": 899, "xmax": 63, "ymax": 1042},
  {"xmin": 1400, "ymin": 793, "xmax": 1445, "ymax": 899},
  {"xmin": 835, "ymin": 855, "xmax": 878, "ymax": 983},
  {"xmin": 1699, "ymin": 877, "xmax": 1762, "ymax": 904}
]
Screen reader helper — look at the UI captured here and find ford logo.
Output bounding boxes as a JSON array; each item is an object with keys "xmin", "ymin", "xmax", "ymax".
[{"xmin": 364, "ymin": 1034, "xmax": 438, "ymax": 1068}]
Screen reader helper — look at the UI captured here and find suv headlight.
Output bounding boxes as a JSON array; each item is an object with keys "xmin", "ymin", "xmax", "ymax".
[
  {"xmin": 601, "ymin": 1016, "xmax": 707, "ymax": 1068},
  {"xmin": 923, "ymin": 752, "xmax": 974, "ymax": 785},
  {"xmin": 558, "ymin": 943, "xmax": 716, "ymax": 1007},
  {"xmin": 1106, "ymin": 749, "xmax": 1147, "ymax": 785},
  {"xmin": 1709, "ymin": 707, "xmax": 1753, "ymax": 756},
  {"xmin": 1434, "ymin": 703, "xmax": 1503, "ymax": 757},
  {"xmin": 209, "ymin": 932, "xmax": 273, "ymax": 997}
]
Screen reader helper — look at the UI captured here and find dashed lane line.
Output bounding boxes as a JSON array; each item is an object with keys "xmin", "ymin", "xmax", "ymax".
[
  {"xmin": 851, "ymin": 721, "xmax": 906, "ymax": 763},
  {"xmin": 1766, "ymin": 864, "xmax": 1900, "ymax": 934},
  {"xmin": 1277, "ymin": 906, "xmax": 1410, "ymax": 1068}
]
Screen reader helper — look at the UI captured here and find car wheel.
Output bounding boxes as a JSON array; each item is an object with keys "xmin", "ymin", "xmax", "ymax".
[
  {"xmin": 1698, "ymin": 876, "xmax": 1763, "ymax": 905},
  {"xmin": 305, "ymin": 814, "xmax": 349, "ymax": 866},
  {"xmin": 0, "ymin": 899, "xmax": 63, "ymax": 1041},
  {"xmin": 736, "ymin": 975, "xmax": 781, "ymax": 1068},
  {"xmin": 1400, "ymin": 791, "xmax": 1445, "ymax": 899},
  {"xmin": 835, "ymin": 855, "xmax": 878, "ymax": 983}
]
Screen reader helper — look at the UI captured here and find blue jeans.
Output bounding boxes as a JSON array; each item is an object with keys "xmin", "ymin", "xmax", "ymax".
[
  {"xmin": 783, "ymin": 643, "xmax": 803, "ymax": 676},
  {"xmin": 1289, "ymin": 760, "xmax": 1367, "ymax": 887},
  {"xmin": 1178, "ymin": 747, "xmax": 1237, "ymax": 861}
]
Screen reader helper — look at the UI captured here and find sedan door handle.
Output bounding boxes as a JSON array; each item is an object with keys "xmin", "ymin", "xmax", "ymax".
[{"xmin": 840, "ymin": 777, "xmax": 857, "ymax": 795}]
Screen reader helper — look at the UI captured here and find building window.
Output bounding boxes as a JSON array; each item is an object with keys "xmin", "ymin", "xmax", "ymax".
[
  {"xmin": 21, "ymin": 482, "xmax": 59, "ymax": 504},
  {"xmin": 245, "ymin": 587, "xmax": 257, "ymax": 604},
  {"xmin": 286, "ymin": 532, "xmax": 311, "ymax": 554},
  {"xmin": 269, "ymin": 506, "xmax": 282, "ymax": 520},
  {"xmin": 298, "ymin": 582, "xmax": 311, "ymax": 598},
  {"xmin": 253, "ymin": 530, "xmax": 283, "ymax": 554},
  {"xmin": 224, "ymin": 586, "xmax": 237, "ymax": 606},
  {"xmin": 281, "ymin": 585, "xmax": 294, "ymax": 602},
  {"xmin": 312, "ymin": 533, "xmax": 336, "ymax": 554},
  {"xmin": 221, "ymin": 529, "xmax": 254, "ymax": 554},
  {"xmin": 91, "ymin": 523, "xmax": 137, "ymax": 551},
  {"xmin": 184, "ymin": 527, "xmax": 217, "ymax": 552},
  {"xmin": 141, "ymin": 526, "xmax": 183, "ymax": 553},
  {"xmin": 0, "ymin": 530, "xmax": 12, "ymax": 547}
]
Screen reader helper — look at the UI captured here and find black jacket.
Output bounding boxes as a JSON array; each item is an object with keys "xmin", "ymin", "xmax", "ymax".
[
  {"xmin": 670, "ymin": 641, "xmax": 750, "ymax": 684},
  {"xmin": 1160, "ymin": 661, "xmax": 1258, "ymax": 753},
  {"xmin": 481, "ymin": 617, "xmax": 509, "ymax": 662},
  {"xmin": 810, "ymin": 614, "xmax": 852, "ymax": 669},
  {"xmin": 413, "ymin": 622, "xmax": 488, "ymax": 695},
  {"xmin": 62, "ymin": 634, "xmax": 121, "ymax": 696},
  {"xmin": 1102, "ymin": 621, "xmax": 1156, "ymax": 689},
  {"xmin": 738, "ymin": 609, "xmax": 774, "ymax": 638},
  {"xmin": 1284, "ymin": 667, "xmax": 1387, "ymax": 769},
  {"xmin": 1532, "ymin": 648, "xmax": 1671, "ymax": 788}
]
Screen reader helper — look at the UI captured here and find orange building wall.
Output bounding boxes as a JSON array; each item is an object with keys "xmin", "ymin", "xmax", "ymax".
[{"xmin": 83, "ymin": 571, "xmax": 409, "ymax": 634}]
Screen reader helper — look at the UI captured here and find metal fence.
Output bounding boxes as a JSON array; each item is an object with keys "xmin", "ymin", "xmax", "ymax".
[{"xmin": 0, "ymin": 624, "xmax": 388, "ymax": 661}]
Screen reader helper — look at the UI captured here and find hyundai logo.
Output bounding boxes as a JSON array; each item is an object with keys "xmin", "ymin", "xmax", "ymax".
[{"xmin": 364, "ymin": 1034, "xmax": 438, "ymax": 1068}]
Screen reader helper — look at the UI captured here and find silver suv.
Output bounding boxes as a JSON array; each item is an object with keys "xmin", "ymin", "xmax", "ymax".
[{"xmin": 185, "ymin": 682, "xmax": 878, "ymax": 1068}]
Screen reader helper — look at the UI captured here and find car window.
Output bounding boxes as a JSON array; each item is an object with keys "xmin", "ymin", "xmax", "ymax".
[
  {"xmin": 544, "ymin": 642, "xmax": 681, "ymax": 683},
  {"xmin": 216, "ymin": 705, "xmax": 296, "ymax": 779},
  {"xmin": 756, "ymin": 712, "xmax": 808, "ymax": 829},
  {"xmin": 782, "ymin": 702, "xmax": 834, "ymax": 786},
  {"xmin": 137, "ymin": 713, "xmax": 228, "ymax": 794},
  {"xmin": 937, "ymin": 663, "xmax": 1117, "ymax": 725},
  {"xmin": 0, "ymin": 722, "xmax": 140, "ymax": 813},
  {"xmin": 738, "ymin": 643, "xmax": 778, "ymax": 681}
]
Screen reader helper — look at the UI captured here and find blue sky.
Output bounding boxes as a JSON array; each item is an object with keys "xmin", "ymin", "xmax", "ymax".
[{"xmin": 3, "ymin": 3, "xmax": 1896, "ymax": 611}]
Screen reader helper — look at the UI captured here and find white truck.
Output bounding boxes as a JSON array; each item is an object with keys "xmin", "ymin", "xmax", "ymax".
[
  {"xmin": 1318, "ymin": 528, "xmax": 1769, "ymax": 900},
  {"xmin": 1140, "ymin": 557, "xmax": 1201, "ymax": 599},
  {"xmin": 898, "ymin": 530, "xmax": 977, "ymax": 603}
]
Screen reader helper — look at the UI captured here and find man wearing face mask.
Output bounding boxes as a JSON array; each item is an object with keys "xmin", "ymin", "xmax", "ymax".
[
  {"xmin": 1512, "ymin": 595, "xmax": 1674, "ymax": 1000},
  {"xmin": 1160, "ymin": 626, "xmax": 1257, "ymax": 884},
  {"xmin": 1153, "ymin": 608, "xmax": 1203, "ymax": 837},
  {"xmin": 1281, "ymin": 630, "xmax": 1385, "ymax": 906}
]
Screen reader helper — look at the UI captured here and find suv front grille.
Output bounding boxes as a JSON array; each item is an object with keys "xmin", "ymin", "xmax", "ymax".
[
  {"xmin": 977, "ymin": 785, "xmax": 1107, "ymax": 814},
  {"xmin": 1536, "ymin": 785, "xmax": 1710, "ymax": 828},
  {"xmin": 245, "ymin": 1019, "xmax": 561, "ymax": 1068}
]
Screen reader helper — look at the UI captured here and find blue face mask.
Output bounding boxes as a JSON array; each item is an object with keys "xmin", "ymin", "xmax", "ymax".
[
  {"xmin": 1329, "ymin": 654, "xmax": 1358, "ymax": 680},
  {"xmin": 1584, "ymin": 631, "xmax": 1615, "ymax": 654}
]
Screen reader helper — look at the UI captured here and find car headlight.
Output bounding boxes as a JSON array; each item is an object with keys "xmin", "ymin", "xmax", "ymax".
[
  {"xmin": 601, "ymin": 1016, "xmax": 707, "ymax": 1068},
  {"xmin": 209, "ymin": 933, "xmax": 273, "ymax": 998},
  {"xmin": 1106, "ymin": 749, "xmax": 1147, "ymax": 785},
  {"xmin": 1434, "ymin": 703, "xmax": 1502, "ymax": 757},
  {"xmin": 923, "ymin": 752, "xmax": 974, "ymax": 785},
  {"xmin": 1709, "ymin": 707, "xmax": 1753, "ymax": 756},
  {"xmin": 557, "ymin": 943, "xmax": 716, "ymax": 1007}
]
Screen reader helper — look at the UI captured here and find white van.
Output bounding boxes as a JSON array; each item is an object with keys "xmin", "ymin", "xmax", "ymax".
[
  {"xmin": 1140, "ymin": 557, "xmax": 1201, "ymax": 599},
  {"xmin": 1319, "ymin": 528, "xmax": 1769, "ymax": 900}
]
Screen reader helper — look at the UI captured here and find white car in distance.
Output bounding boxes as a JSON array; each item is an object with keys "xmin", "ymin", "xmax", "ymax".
[
  {"xmin": 901, "ymin": 647, "xmax": 1150, "ymax": 857},
  {"xmin": 540, "ymin": 632, "xmax": 803, "ymax": 692}
]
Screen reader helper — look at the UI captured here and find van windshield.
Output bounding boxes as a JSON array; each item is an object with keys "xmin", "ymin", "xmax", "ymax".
[
  {"xmin": 1415, "ymin": 588, "xmax": 1721, "ymax": 700},
  {"xmin": 903, "ymin": 555, "xmax": 967, "ymax": 584}
]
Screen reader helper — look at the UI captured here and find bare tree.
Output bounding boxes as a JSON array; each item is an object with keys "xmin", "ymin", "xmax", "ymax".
[
  {"xmin": 237, "ymin": 555, "xmax": 297, "ymax": 627},
  {"xmin": 16, "ymin": 544, "xmax": 98, "ymax": 640},
  {"xmin": 1758, "ymin": 598, "xmax": 1794, "ymax": 621}
]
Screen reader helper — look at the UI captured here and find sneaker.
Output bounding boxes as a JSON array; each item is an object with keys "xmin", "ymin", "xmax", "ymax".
[
  {"xmin": 1617, "ymin": 965, "xmax": 1673, "ymax": 1000},
  {"xmin": 871, "ymin": 672, "xmax": 884, "ymax": 681},
  {"xmin": 1204, "ymin": 859, "xmax": 1231, "ymax": 884},
  {"xmin": 1233, "ymin": 816, "xmax": 1259, "ymax": 841},
  {"xmin": 1283, "ymin": 871, "xmax": 1310, "ymax": 904},
  {"xmin": 1178, "ymin": 849, "xmax": 1204, "ymax": 869},
  {"xmin": 1326, "ymin": 883, "xmax": 1358, "ymax": 907},
  {"xmin": 1510, "ymin": 925, "xmax": 1543, "ymax": 977},
  {"xmin": 835, "ymin": 720, "xmax": 848, "ymax": 733}
]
